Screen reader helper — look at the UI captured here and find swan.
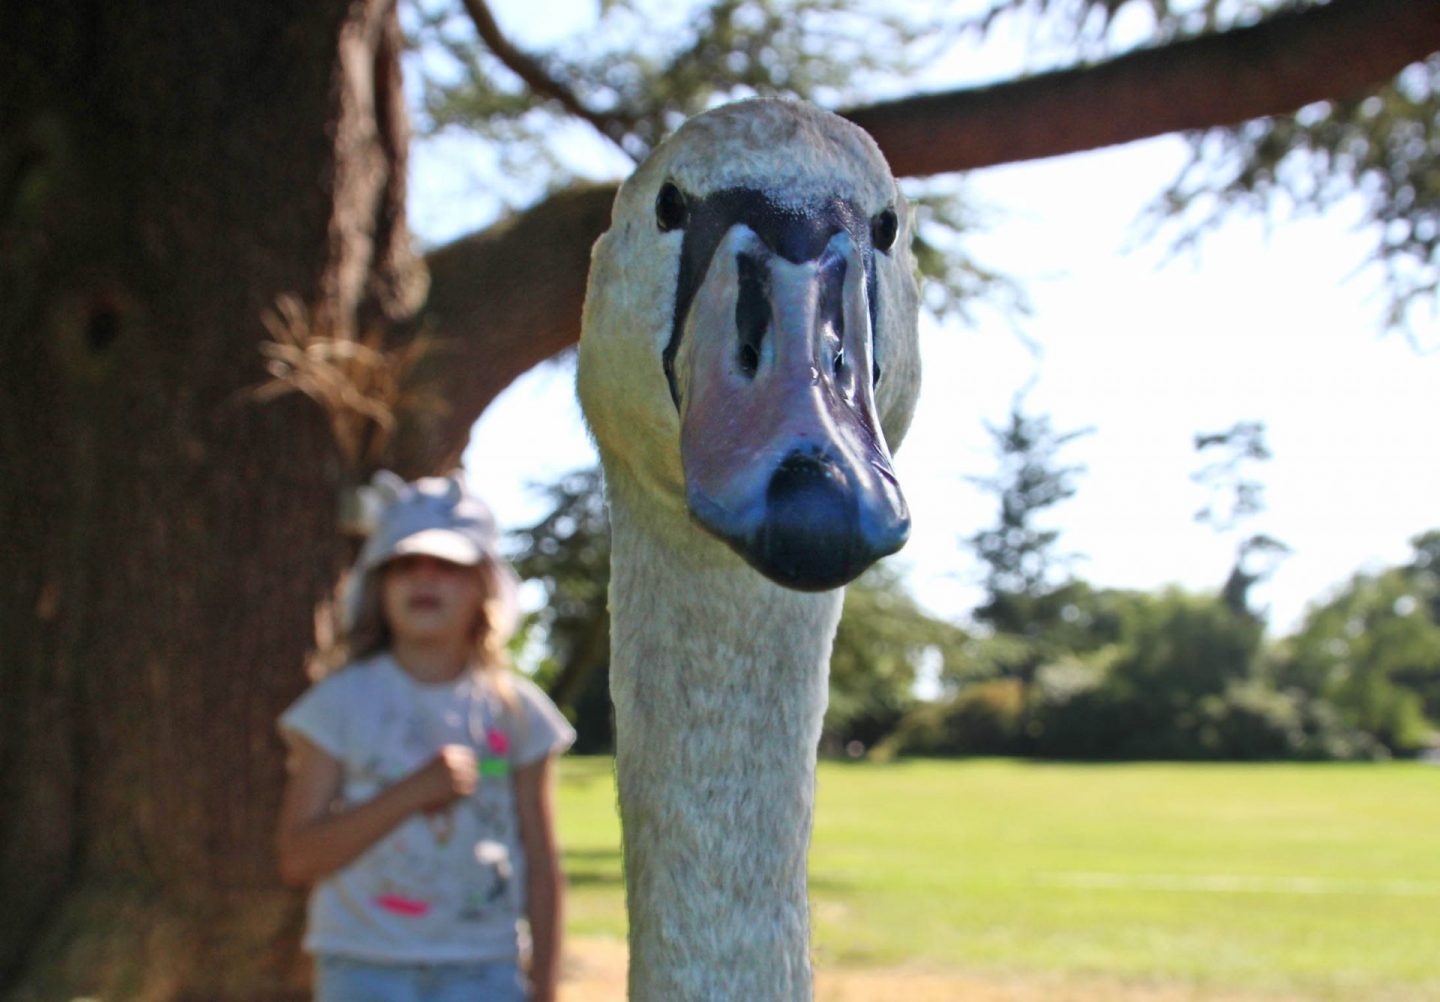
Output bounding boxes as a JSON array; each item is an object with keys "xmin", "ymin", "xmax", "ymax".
[{"xmin": 577, "ymin": 98, "xmax": 921, "ymax": 1000}]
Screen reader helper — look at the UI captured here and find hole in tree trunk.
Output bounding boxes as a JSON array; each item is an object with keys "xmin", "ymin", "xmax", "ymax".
[{"xmin": 85, "ymin": 301, "xmax": 122, "ymax": 353}]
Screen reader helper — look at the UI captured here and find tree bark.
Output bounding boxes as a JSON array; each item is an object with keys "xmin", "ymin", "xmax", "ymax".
[
  {"xmin": 0, "ymin": 0, "xmax": 420, "ymax": 996},
  {"xmin": 410, "ymin": 0, "xmax": 1439, "ymax": 439},
  {"xmin": 394, "ymin": 184, "xmax": 617, "ymax": 476},
  {"xmin": 848, "ymin": 0, "xmax": 1440, "ymax": 178}
]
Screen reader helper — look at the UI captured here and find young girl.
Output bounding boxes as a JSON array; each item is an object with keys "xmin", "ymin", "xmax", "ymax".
[{"xmin": 277, "ymin": 472, "xmax": 575, "ymax": 1002}]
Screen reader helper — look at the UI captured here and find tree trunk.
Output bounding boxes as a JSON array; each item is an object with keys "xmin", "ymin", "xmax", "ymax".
[{"xmin": 0, "ymin": 1, "xmax": 425, "ymax": 996}]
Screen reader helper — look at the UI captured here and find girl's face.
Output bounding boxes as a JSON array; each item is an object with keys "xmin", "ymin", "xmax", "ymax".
[{"xmin": 379, "ymin": 554, "xmax": 488, "ymax": 647}]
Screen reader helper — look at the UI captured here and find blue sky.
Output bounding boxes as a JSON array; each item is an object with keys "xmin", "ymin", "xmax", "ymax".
[{"xmin": 407, "ymin": 1, "xmax": 1440, "ymax": 634}]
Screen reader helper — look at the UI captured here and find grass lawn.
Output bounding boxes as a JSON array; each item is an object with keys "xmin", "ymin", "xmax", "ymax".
[{"xmin": 555, "ymin": 757, "xmax": 1440, "ymax": 1000}]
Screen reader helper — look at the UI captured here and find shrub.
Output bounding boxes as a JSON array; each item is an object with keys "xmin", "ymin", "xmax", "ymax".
[
  {"xmin": 1195, "ymin": 683, "xmax": 1388, "ymax": 761},
  {"xmin": 874, "ymin": 678, "xmax": 1026, "ymax": 758},
  {"xmin": 1022, "ymin": 655, "xmax": 1387, "ymax": 762}
]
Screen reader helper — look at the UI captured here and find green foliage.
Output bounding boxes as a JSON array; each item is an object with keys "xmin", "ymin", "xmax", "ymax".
[
  {"xmin": 824, "ymin": 563, "xmax": 970, "ymax": 751},
  {"xmin": 508, "ymin": 466, "xmax": 609, "ymax": 680},
  {"xmin": 936, "ymin": 580, "xmax": 1131, "ymax": 699},
  {"xmin": 1025, "ymin": 587, "xmax": 1382, "ymax": 760},
  {"xmin": 507, "ymin": 466, "xmax": 614, "ymax": 750},
  {"xmin": 1157, "ymin": 54, "xmax": 1440, "ymax": 339},
  {"xmin": 872, "ymin": 677, "xmax": 1026, "ymax": 758},
  {"xmin": 919, "ymin": 406, "xmax": 1383, "ymax": 762},
  {"xmin": 1190, "ymin": 420, "xmax": 1290, "ymax": 618},
  {"xmin": 1275, "ymin": 531, "xmax": 1440, "ymax": 752},
  {"xmin": 1193, "ymin": 679, "xmax": 1387, "ymax": 762},
  {"xmin": 891, "ymin": 585, "xmax": 1385, "ymax": 761},
  {"xmin": 402, "ymin": 0, "xmax": 1015, "ymax": 319},
  {"xmin": 407, "ymin": 0, "xmax": 956, "ymax": 163},
  {"xmin": 905, "ymin": 178, "xmax": 1033, "ymax": 325},
  {"xmin": 1192, "ymin": 419, "xmax": 1272, "ymax": 533},
  {"xmin": 512, "ymin": 490, "xmax": 1438, "ymax": 762},
  {"xmin": 941, "ymin": 399, "xmax": 1101, "ymax": 705},
  {"xmin": 1108, "ymin": 586, "xmax": 1261, "ymax": 704},
  {"xmin": 1021, "ymin": 647, "xmax": 1135, "ymax": 757},
  {"xmin": 977, "ymin": 0, "xmax": 1439, "ymax": 337}
]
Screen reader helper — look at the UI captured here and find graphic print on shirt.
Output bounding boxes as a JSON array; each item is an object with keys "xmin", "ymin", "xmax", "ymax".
[
  {"xmin": 353, "ymin": 685, "xmax": 519, "ymax": 925},
  {"xmin": 459, "ymin": 839, "xmax": 514, "ymax": 921}
]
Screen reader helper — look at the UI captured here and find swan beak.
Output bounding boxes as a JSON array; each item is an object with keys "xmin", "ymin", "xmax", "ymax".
[{"xmin": 678, "ymin": 226, "xmax": 910, "ymax": 591}]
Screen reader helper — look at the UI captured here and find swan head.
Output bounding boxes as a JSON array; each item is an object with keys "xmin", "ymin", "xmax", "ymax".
[{"xmin": 579, "ymin": 99, "xmax": 921, "ymax": 591}]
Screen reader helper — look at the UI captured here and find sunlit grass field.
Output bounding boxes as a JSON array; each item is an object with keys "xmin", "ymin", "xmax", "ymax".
[{"xmin": 556, "ymin": 757, "xmax": 1440, "ymax": 1000}]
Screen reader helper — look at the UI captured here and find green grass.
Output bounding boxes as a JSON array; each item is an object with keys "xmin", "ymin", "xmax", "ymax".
[{"xmin": 555, "ymin": 757, "xmax": 1440, "ymax": 999}]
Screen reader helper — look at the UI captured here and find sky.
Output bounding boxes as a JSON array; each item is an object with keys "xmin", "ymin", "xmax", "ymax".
[{"xmin": 408, "ymin": 1, "xmax": 1440, "ymax": 636}]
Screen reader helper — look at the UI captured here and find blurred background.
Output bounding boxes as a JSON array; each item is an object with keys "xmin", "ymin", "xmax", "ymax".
[{"xmin": 3, "ymin": 0, "xmax": 1437, "ymax": 998}]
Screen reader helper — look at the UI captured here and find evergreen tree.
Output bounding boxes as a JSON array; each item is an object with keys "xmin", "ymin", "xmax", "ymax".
[
  {"xmin": 1192, "ymin": 420, "xmax": 1290, "ymax": 618},
  {"xmin": 507, "ymin": 467, "xmax": 614, "ymax": 751},
  {"xmin": 966, "ymin": 398, "xmax": 1092, "ymax": 646}
]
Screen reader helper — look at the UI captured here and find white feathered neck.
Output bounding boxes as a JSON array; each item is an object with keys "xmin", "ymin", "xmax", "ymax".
[{"xmin": 577, "ymin": 98, "xmax": 922, "ymax": 1001}]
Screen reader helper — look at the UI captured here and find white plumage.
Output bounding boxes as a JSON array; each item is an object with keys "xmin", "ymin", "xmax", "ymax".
[{"xmin": 578, "ymin": 98, "xmax": 922, "ymax": 1000}]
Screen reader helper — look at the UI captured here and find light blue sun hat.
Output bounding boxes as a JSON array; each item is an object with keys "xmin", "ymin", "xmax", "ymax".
[{"xmin": 341, "ymin": 471, "xmax": 519, "ymax": 642}]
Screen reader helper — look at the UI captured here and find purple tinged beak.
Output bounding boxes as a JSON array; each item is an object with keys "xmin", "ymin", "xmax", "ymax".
[{"xmin": 678, "ymin": 227, "xmax": 909, "ymax": 591}]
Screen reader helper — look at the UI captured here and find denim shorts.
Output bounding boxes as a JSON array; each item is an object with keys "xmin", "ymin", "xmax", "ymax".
[{"xmin": 315, "ymin": 954, "xmax": 527, "ymax": 1002}]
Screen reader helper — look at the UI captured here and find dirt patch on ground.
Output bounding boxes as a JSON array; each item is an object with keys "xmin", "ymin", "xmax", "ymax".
[{"xmin": 556, "ymin": 937, "xmax": 1315, "ymax": 1002}]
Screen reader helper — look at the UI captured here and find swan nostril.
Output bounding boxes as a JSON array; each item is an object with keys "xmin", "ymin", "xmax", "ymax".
[
  {"xmin": 739, "ymin": 343, "xmax": 760, "ymax": 376},
  {"xmin": 735, "ymin": 252, "xmax": 769, "ymax": 380},
  {"xmin": 818, "ymin": 249, "xmax": 847, "ymax": 385}
]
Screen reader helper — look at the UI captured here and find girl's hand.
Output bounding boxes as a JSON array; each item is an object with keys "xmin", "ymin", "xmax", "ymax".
[
  {"xmin": 277, "ymin": 736, "xmax": 483, "ymax": 886},
  {"xmin": 410, "ymin": 744, "xmax": 478, "ymax": 812}
]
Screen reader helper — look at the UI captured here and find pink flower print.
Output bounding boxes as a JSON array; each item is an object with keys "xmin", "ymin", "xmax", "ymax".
[
  {"xmin": 486, "ymin": 729, "xmax": 510, "ymax": 756},
  {"xmin": 375, "ymin": 894, "xmax": 430, "ymax": 917}
]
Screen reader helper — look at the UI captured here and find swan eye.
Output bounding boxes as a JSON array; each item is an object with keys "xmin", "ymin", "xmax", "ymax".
[
  {"xmin": 656, "ymin": 182, "xmax": 689, "ymax": 232},
  {"xmin": 871, "ymin": 207, "xmax": 898, "ymax": 253}
]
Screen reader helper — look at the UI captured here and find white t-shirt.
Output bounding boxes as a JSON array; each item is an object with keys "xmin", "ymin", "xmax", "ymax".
[{"xmin": 278, "ymin": 653, "xmax": 576, "ymax": 964}]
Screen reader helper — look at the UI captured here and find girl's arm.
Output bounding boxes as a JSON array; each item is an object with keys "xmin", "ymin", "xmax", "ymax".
[
  {"xmin": 515, "ymin": 754, "xmax": 563, "ymax": 1002},
  {"xmin": 275, "ymin": 733, "xmax": 477, "ymax": 886}
]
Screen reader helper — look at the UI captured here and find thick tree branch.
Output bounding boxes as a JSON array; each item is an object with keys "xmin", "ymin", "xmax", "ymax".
[
  {"xmin": 394, "ymin": 183, "xmax": 617, "ymax": 475},
  {"xmin": 846, "ymin": 0, "xmax": 1440, "ymax": 177},
  {"xmin": 458, "ymin": 0, "xmax": 633, "ymax": 151},
  {"xmin": 406, "ymin": 0, "xmax": 1438, "ymax": 466}
]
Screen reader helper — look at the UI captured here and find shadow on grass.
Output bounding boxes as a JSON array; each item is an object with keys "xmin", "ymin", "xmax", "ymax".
[
  {"xmin": 563, "ymin": 845, "xmax": 624, "ymax": 887},
  {"xmin": 566, "ymin": 870, "xmax": 625, "ymax": 888},
  {"xmin": 564, "ymin": 847, "xmax": 621, "ymax": 863}
]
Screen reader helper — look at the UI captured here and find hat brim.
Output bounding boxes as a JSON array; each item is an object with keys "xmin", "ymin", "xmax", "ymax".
[{"xmin": 381, "ymin": 528, "xmax": 486, "ymax": 568}]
